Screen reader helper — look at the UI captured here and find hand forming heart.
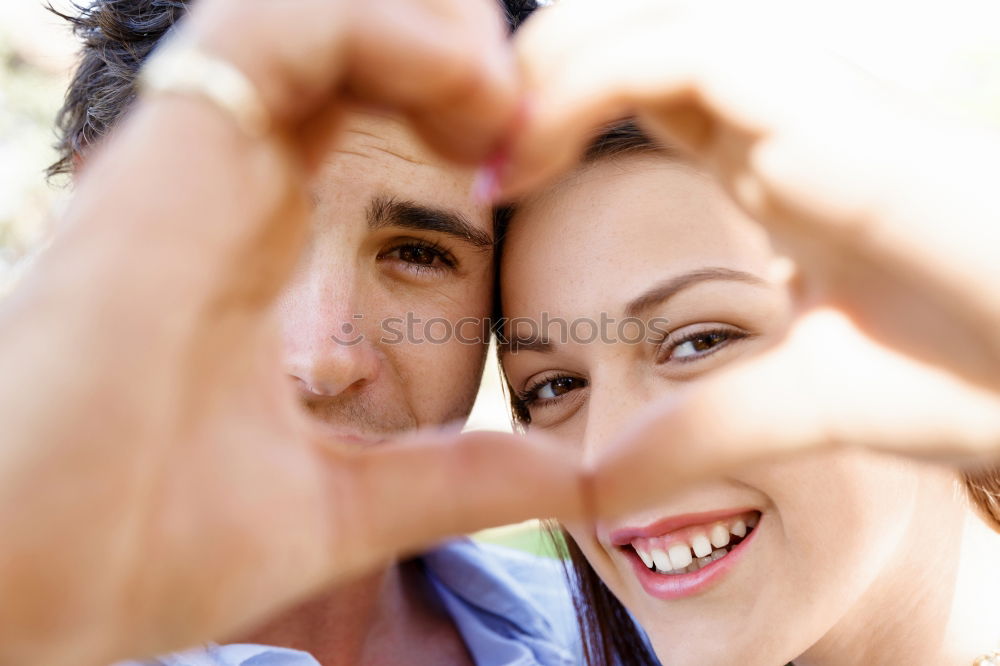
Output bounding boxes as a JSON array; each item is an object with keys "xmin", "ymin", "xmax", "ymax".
[{"xmin": 1, "ymin": 0, "xmax": 998, "ymax": 664}]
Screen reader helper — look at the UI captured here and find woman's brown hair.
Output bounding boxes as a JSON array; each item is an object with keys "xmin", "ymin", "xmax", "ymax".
[{"xmin": 496, "ymin": 120, "xmax": 1000, "ymax": 666}]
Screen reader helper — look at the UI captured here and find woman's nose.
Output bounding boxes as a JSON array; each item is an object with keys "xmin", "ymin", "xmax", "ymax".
[{"xmin": 581, "ymin": 377, "xmax": 651, "ymax": 463}]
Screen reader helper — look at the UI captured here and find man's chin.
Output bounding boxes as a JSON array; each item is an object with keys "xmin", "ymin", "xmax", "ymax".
[
  {"xmin": 329, "ymin": 431, "xmax": 391, "ymax": 447},
  {"xmin": 310, "ymin": 420, "xmax": 416, "ymax": 448}
]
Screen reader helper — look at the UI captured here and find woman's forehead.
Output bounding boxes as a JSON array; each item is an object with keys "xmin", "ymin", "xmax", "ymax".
[{"xmin": 501, "ymin": 156, "xmax": 774, "ymax": 315}]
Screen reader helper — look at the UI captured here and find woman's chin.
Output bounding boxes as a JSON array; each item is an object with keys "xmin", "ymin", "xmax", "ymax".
[
  {"xmin": 609, "ymin": 514, "xmax": 782, "ymax": 663},
  {"xmin": 646, "ymin": 637, "xmax": 776, "ymax": 666}
]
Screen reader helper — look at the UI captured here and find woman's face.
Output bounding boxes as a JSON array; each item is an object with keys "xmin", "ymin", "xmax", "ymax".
[{"xmin": 500, "ymin": 153, "xmax": 963, "ymax": 665}]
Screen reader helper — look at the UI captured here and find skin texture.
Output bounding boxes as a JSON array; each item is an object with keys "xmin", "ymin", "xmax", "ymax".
[{"xmin": 500, "ymin": 154, "xmax": 1000, "ymax": 665}]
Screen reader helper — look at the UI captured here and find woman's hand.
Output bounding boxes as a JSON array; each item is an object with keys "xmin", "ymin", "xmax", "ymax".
[
  {"xmin": 506, "ymin": 0, "xmax": 1000, "ymax": 392},
  {"xmin": 0, "ymin": 2, "xmax": 583, "ymax": 665},
  {"xmin": 589, "ymin": 307, "xmax": 1000, "ymax": 518},
  {"xmin": 502, "ymin": 0, "xmax": 1000, "ymax": 516}
]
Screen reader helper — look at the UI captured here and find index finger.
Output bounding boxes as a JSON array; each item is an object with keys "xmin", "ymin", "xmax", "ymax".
[
  {"xmin": 343, "ymin": 0, "xmax": 522, "ymax": 164},
  {"xmin": 590, "ymin": 308, "xmax": 1000, "ymax": 519}
]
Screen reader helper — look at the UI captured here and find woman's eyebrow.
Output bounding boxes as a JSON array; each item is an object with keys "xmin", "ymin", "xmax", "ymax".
[
  {"xmin": 499, "ymin": 336, "xmax": 553, "ymax": 356},
  {"xmin": 624, "ymin": 267, "xmax": 766, "ymax": 319}
]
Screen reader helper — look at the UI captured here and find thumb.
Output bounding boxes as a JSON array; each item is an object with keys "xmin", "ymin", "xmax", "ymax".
[
  {"xmin": 591, "ymin": 307, "xmax": 1000, "ymax": 519},
  {"xmin": 323, "ymin": 428, "xmax": 585, "ymax": 577}
]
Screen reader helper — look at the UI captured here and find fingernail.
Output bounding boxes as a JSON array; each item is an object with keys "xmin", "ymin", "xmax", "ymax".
[
  {"xmin": 471, "ymin": 163, "xmax": 503, "ymax": 205},
  {"xmin": 440, "ymin": 419, "xmax": 466, "ymax": 435},
  {"xmin": 428, "ymin": 421, "xmax": 468, "ymax": 442},
  {"xmin": 472, "ymin": 148, "xmax": 511, "ymax": 204},
  {"xmin": 472, "ymin": 95, "xmax": 534, "ymax": 204}
]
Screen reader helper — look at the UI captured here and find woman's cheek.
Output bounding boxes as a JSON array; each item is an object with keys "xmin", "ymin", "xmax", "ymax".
[{"xmin": 562, "ymin": 521, "xmax": 622, "ymax": 585}]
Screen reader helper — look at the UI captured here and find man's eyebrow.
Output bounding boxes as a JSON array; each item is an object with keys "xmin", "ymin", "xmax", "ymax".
[
  {"xmin": 624, "ymin": 267, "xmax": 767, "ymax": 319},
  {"xmin": 367, "ymin": 194, "xmax": 493, "ymax": 249}
]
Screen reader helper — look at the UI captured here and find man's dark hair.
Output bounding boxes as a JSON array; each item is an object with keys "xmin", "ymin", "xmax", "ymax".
[{"xmin": 48, "ymin": 0, "xmax": 540, "ymax": 178}]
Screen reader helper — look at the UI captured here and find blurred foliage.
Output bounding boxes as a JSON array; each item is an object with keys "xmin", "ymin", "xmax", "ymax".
[
  {"xmin": 474, "ymin": 520, "xmax": 566, "ymax": 559},
  {"xmin": 0, "ymin": 8, "xmax": 73, "ymax": 290}
]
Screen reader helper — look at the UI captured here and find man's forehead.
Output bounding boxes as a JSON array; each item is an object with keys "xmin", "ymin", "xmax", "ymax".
[
  {"xmin": 309, "ymin": 111, "xmax": 487, "ymax": 228},
  {"xmin": 330, "ymin": 111, "xmax": 451, "ymax": 171}
]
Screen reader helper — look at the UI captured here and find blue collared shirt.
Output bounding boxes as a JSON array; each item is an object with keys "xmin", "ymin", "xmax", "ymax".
[{"xmin": 117, "ymin": 538, "xmax": 582, "ymax": 666}]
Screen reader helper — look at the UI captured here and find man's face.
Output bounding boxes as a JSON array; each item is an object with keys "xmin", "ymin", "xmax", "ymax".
[{"xmin": 277, "ymin": 112, "xmax": 494, "ymax": 441}]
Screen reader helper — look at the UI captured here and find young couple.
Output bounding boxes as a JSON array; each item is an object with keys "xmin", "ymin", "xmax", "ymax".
[{"xmin": 6, "ymin": 0, "xmax": 1000, "ymax": 664}]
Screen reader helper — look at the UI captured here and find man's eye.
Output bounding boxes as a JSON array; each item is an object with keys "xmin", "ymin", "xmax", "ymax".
[
  {"xmin": 379, "ymin": 240, "xmax": 456, "ymax": 271},
  {"xmin": 661, "ymin": 326, "xmax": 748, "ymax": 363},
  {"xmin": 394, "ymin": 245, "xmax": 442, "ymax": 266}
]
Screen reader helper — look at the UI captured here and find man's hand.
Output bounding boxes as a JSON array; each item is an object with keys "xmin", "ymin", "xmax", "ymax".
[
  {"xmin": 0, "ymin": 2, "xmax": 583, "ymax": 665},
  {"xmin": 189, "ymin": 0, "xmax": 521, "ymax": 166}
]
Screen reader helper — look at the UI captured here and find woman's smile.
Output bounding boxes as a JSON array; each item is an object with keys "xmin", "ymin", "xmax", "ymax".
[{"xmin": 608, "ymin": 509, "xmax": 762, "ymax": 600}]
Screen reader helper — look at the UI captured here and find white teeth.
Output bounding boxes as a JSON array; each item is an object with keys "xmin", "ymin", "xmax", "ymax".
[
  {"xmin": 637, "ymin": 513, "xmax": 761, "ymax": 576},
  {"xmin": 668, "ymin": 544, "xmax": 693, "ymax": 570},
  {"xmin": 651, "ymin": 548, "xmax": 671, "ymax": 572},
  {"xmin": 710, "ymin": 524, "xmax": 730, "ymax": 548},
  {"xmin": 691, "ymin": 534, "xmax": 712, "ymax": 558},
  {"xmin": 635, "ymin": 546, "xmax": 654, "ymax": 570}
]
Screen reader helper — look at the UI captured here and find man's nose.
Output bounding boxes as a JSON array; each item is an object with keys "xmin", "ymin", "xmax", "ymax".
[
  {"xmin": 287, "ymin": 336, "xmax": 380, "ymax": 399},
  {"xmin": 279, "ymin": 283, "xmax": 381, "ymax": 399}
]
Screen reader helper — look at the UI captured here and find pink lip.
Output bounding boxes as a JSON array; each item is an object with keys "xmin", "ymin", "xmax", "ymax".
[
  {"xmin": 608, "ymin": 507, "xmax": 758, "ymax": 546},
  {"xmin": 608, "ymin": 509, "xmax": 762, "ymax": 601},
  {"xmin": 627, "ymin": 523, "xmax": 759, "ymax": 600}
]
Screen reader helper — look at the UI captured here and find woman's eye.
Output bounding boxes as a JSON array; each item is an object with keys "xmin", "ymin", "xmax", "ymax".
[
  {"xmin": 661, "ymin": 326, "xmax": 748, "ymax": 363},
  {"xmin": 673, "ymin": 331, "xmax": 730, "ymax": 359},
  {"xmin": 523, "ymin": 375, "xmax": 587, "ymax": 404}
]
